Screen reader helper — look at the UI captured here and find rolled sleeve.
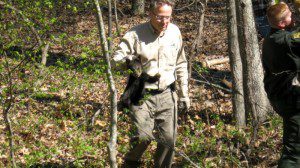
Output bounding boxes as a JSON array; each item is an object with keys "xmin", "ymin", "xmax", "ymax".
[
  {"xmin": 112, "ymin": 31, "xmax": 137, "ymax": 69},
  {"xmin": 175, "ymin": 34, "xmax": 190, "ymax": 107}
]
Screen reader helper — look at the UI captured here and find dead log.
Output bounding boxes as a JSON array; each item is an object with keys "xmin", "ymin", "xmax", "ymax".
[
  {"xmin": 221, "ymin": 78, "xmax": 232, "ymax": 89},
  {"xmin": 191, "ymin": 78, "xmax": 232, "ymax": 93},
  {"xmin": 201, "ymin": 57, "xmax": 229, "ymax": 68}
]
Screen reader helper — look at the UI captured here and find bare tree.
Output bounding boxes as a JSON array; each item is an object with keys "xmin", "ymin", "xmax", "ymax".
[
  {"xmin": 189, "ymin": 0, "xmax": 207, "ymax": 79},
  {"xmin": 236, "ymin": 0, "xmax": 270, "ymax": 138},
  {"xmin": 108, "ymin": 0, "xmax": 113, "ymax": 50},
  {"xmin": 41, "ymin": 42, "xmax": 50, "ymax": 65},
  {"xmin": 0, "ymin": 50, "xmax": 25, "ymax": 168},
  {"xmin": 131, "ymin": 0, "xmax": 145, "ymax": 15},
  {"xmin": 94, "ymin": 0, "xmax": 118, "ymax": 167},
  {"xmin": 227, "ymin": 0, "xmax": 246, "ymax": 127},
  {"xmin": 113, "ymin": 0, "xmax": 121, "ymax": 36}
]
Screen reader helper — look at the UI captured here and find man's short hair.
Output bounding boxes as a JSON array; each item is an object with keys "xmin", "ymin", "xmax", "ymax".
[
  {"xmin": 267, "ymin": 2, "xmax": 290, "ymax": 28},
  {"xmin": 150, "ymin": 0, "xmax": 175, "ymax": 11}
]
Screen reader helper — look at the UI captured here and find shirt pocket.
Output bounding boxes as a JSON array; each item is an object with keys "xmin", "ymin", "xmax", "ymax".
[
  {"xmin": 137, "ymin": 41, "xmax": 155, "ymax": 63},
  {"xmin": 160, "ymin": 43, "xmax": 177, "ymax": 66}
]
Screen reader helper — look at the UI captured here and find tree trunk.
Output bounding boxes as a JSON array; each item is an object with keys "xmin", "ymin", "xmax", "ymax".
[
  {"xmin": 94, "ymin": 0, "xmax": 118, "ymax": 167},
  {"xmin": 188, "ymin": 0, "xmax": 207, "ymax": 79},
  {"xmin": 2, "ymin": 58, "xmax": 17, "ymax": 168},
  {"xmin": 4, "ymin": 110, "xmax": 17, "ymax": 168},
  {"xmin": 41, "ymin": 41, "xmax": 50, "ymax": 66},
  {"xmin": 131, "ymin": 0, "xmax": 144, "ymax": 15},
  {"xmin": 236, "ymin": 0, "xmax": 270, "ymax": 137},
  {"xmin": 227, "ymin": 0, "xmax": 246, "ymax": 127},
  {"xmin": 108, "ymin": 0, "xmax": 112, "ymax": 51},
  {"xmin": 113, "ymin": 0, "xmax": 120, "ymax": 36}
]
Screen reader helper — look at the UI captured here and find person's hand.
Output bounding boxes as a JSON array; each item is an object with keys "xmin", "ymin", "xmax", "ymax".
[
  {"xmin": 178, "ymin": 101, "xmax": 188, "ymax": 113},
  {"xmin": 178, "ymin": 100, "xmax": 189, "ymax": 124}
]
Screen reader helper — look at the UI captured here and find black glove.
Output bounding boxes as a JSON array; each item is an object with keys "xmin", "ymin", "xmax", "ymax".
[
  {"xmin": 178, "ymin": 101, "xmax": 188, "ymax": 114},
  {"xmin": 178, "ymin": 101, "xmax": 189, "ymax": 123}
]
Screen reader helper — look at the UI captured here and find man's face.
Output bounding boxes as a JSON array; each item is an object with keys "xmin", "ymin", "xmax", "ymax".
[{"xmin": 150, "ymin": 4, "xmax": 172, "ymax": 34}]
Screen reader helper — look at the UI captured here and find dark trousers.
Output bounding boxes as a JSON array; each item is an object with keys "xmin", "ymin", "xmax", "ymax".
[{"xmin": 271, "ymin": 99, "xmax": 300, "ymax": 167}]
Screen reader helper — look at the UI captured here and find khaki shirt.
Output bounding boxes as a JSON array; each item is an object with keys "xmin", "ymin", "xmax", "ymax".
[{"xmin": 113, "ymin": 22, "xmax": 189, "ymax": 105}]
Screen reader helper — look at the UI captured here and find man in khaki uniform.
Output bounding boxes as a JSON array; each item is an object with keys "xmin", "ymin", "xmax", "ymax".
[{"xmin": 112, "ymin": 0, "xmax": 190, "ymax": 167}]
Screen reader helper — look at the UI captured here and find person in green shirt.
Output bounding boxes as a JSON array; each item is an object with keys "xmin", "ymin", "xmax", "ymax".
[{"xmin": 262, "ymin": 2, "xmax": 300, "ymax": 167}]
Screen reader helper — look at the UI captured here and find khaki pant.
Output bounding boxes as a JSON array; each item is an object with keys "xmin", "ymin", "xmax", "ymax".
[{"xmin": 124, "ymin": 88, "xmax": 177, "ymax": 168}]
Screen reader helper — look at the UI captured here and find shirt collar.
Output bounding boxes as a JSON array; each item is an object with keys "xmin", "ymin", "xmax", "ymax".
[{"xmin": 148, "ymin": 21, "xmax": 166, "ymax": 37}]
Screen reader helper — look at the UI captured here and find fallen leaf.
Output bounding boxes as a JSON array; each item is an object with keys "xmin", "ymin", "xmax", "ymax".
[{"xmin": 95, "ymin": 120, "xmax": 107, "ymax": 127}]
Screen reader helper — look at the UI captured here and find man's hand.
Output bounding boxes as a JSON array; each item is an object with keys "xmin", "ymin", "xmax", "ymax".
[
  {"xmin": 178, "ymin": 100, "xmax": 189, "ymax": 124},
  {"xmin": 178, "ymin": 101, "xmax": 188, "ymax": 114}
]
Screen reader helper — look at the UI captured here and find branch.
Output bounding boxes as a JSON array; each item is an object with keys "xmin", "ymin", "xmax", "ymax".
[
  {"xmin": 41, "ymin": 41, "xmax": 50, "ymax": 65},
  {"xmin": 188, "ymin": 0, "xmax": 207, "ymax": 79},
  {"xmin": 191, "ymin": 78, "xmax": 232, "ymax": 93},
  {"xmin": 174, "ymin": 0, "xmax": 196, "ymax": 11},
  {"xmin": 201, "ymin": 57, "xmax": 230, "ymax": 68},
  {"xmin": 90, "ymin": 108, "xmax": 102, "ymax": 129},
  {"xmin": 11, "ymin": 53, "xmax": 30, "ymax": 72}
]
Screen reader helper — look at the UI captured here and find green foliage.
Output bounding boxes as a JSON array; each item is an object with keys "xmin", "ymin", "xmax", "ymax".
[
  {"xmin": 0, "ymin": 0, "xmax": 284, "ymax": 167},
  {"xmin": 32, "ymin": 92, "xmax": 56, "ymax": 100},
  {"xmin": 194, "ymin": 63, "xmax": 209, "ymax": 75}
]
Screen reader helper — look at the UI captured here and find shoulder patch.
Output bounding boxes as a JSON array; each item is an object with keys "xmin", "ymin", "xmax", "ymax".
[{"xmin": 292, "ymin": 32, "xmax": 300, "ymax": 39}]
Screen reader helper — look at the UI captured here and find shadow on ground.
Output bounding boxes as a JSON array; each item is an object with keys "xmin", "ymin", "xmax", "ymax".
[
  {"xmin": 4, "ymin": 46, "xmax": 106, "ymax": 74},
  {"xmin": 29, "ymin": 163, "xmax": 77, "ymax": 168}
]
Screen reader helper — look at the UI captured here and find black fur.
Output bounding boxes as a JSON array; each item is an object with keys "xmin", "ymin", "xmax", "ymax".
[{"xmin": 117, "ymin": 59, "xmax": 160, "ymax": 111}]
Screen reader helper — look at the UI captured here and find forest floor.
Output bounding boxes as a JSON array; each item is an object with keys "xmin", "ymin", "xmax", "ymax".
[{"xmin": 0, "ymin": 0, "xmax": 283, "ymax": 167}]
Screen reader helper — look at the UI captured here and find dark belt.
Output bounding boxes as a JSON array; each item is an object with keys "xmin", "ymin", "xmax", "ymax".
[
  {"xmin": 145, "ymin": 83, "xmax": 175, "ymax": 95},
  {"xmin": 145, "ymin": 87, "xmax": 169, "ymax": 95}
]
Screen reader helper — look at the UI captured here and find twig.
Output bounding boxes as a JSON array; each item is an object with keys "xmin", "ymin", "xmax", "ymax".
[
  {"xmin": 63, "ymin": 154, "xmax": 97, "ymax": 165},
  {"xmin": 174, "ymin": 0, "xmax": 196, "ymax": 11},
  {"xmin": 90, "ymin": 108, "xmax": 102, "ymax": 127},
  {"xmin": 191, "ymin": 78, "xmax": 232, "ymax": 93},
  {"xmin": 240, "ymin": 150, "xmax": 249, "ymax": 168},
  {"xmin": 175, "ymin": 148, "xmax": 201, "ymax": 168},
  {"xmin": 11, "ymin": 56, "xmax": 29, "ymax": 72},
  {"xmin": 41, "ymin": 41, "xmax": 50, "ymax": 65}
]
